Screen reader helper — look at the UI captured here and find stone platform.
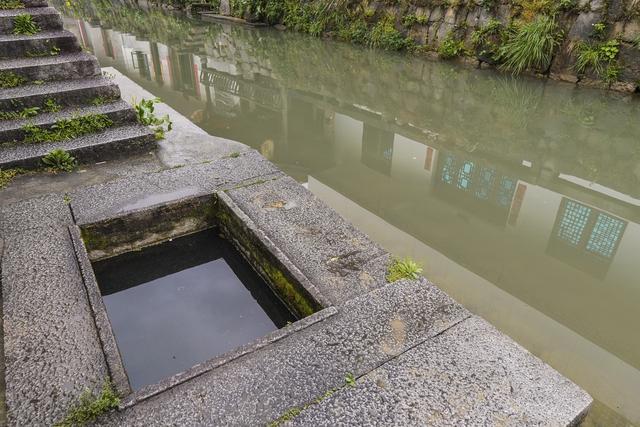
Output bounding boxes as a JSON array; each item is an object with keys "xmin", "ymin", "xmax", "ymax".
[{"xmin": 0, "ymin": 73, "xmax": 593, "ymax": 426}]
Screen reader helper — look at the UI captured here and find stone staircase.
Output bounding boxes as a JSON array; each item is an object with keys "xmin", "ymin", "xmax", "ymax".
[{"xmin": 0, "ymin": 0, "xmax": 156, "ymax": 169}]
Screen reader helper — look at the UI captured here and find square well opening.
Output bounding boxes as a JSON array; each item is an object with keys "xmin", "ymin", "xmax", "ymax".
[
  {"xmin": 77, "ymin": 195, "xmax": 328, "ymax": 396},
  {"xmin": 92, "ymin": 228, "xmax": 297, "ymax": 390}
]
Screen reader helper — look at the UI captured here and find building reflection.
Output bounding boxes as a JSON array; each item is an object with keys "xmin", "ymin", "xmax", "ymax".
[{"xmin": 62, "ymin": 11, "xmax": 640, "ymax": 423}]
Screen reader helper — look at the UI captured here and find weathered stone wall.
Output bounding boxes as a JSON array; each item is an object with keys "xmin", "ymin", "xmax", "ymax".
[{"xmin": 221, "ymin": 0, "xmax": 640, "ymax": 92}]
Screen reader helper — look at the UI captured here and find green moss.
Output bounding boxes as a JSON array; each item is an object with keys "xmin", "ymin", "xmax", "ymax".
[
  {"xmin": 216, "ymin": 204, "xmax": 319, "ymax": 318},
  {"xmin": 54, "ymin": 381, "xmax": 120, "ymax": 427},
  {"xmin": 80, "ymin": 227, "xmax": 113, "ymax": 252}
]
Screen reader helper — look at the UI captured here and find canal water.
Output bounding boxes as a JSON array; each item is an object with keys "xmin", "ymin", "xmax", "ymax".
[
  {"xmin": 93, "ymin": 229, "xmax": 295, "ymax": 390},
  {"xmin": 61, "ymin": 3, "xmax": 639, "ymax": 424}
]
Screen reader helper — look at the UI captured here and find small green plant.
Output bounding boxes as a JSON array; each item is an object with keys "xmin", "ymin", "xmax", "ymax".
[
  {"xmin": 21, "ymin": 114, "xmax": 113, "ymax": 144},
  {"xmin": 13, "ymin": 13, "xmax": 40, "ymax": 35},
  {"xmin": 438, "ymin": 32, "xmax": 467, "ymax": 59},
  {"xmin": 54, "ymin": 381, "xmax": 120, "ymax": 427},
  {"xmin": 229, "ymin": 151, "xmax": 240, "ymax": 158},
  {"xmin": 91, "ymin": 95, "xmax": 114, "ymax": 106},
  {"xmin": 0, "ymin": 105, "xmax": 39, "ymax": 120},
  {"xmin": 41, "ymin": 149, "xmax": 77, "ymax": 172},
  {"xmin": 0, "ymin": 71, "xmax": 27, "ymax": 88},
  {"xmin": 43, "ymin": 98, "xmax": 61, "ymax": 113},
  {"xmin": 471, "ymin": 18, "xmax": 506, "ymax": 61},
  {"xmin": 386, "ymin": 257, "xmax": 423, "ymax": 283},
  {"xmin": 574, "ymin": 39, "xmax": 620, "ymax": 84},
  {"xmin": 592, "ymin": 22, "xmax": 606, "ymax": 40},
  {"xmin": 368, "ymin": 15, "xmax": 412, "ymax": 51},
  {"xmin": 132, "ymin": 97, "xmax": 172, "ymax": 139},
  {"xmin": 498, "ymin": 15, "xmax": 563, "ymax": 74},
  {"xmin": 0, "ymin": 168, "xmax": 25, "ymax": 189},
  {"xmin": 0, "ymin": 0, "xmax": 24, "ymax": 9},
  {"xmin": 345, "ymin": 373, "xmax": 356, "ymax": 387}
]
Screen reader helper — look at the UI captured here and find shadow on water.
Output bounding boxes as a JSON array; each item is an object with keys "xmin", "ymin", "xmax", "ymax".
[
  {"xmin": 93, "ymin": 229, "xmax": 295, "ymax": 390},
  {"xmin": 57, "ymin": 0, "xmax": 639, "ymax": 423}
]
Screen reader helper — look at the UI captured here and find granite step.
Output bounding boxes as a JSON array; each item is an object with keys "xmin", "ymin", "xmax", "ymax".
[
  {"xmin": 0, "ymin": 51, "xmax": 100, "ymax": 83},
  {"xmin": 0, "ymin": 30, "xmax": 80, "ymax": 58},
  {"xmin": 0, "ymin": 99, "xmax": 138, "ymax": 143},
  {"xmin": 0, "ymin": 76, "xmax": 120, "ymax": 111},
  {"xmin": 0, "ymin": 7, "xmax": 62, "ymax": 34},
  {"xmin": 0, "ymin": 123, "xmax": 156, "ymax": 169}
]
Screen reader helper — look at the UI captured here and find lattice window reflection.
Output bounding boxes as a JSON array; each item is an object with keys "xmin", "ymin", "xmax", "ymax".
[
  {"xmin": 457, "ymin": 161, "xmax": 474, "ymax": 190},
  {"xmin": 586, "ymin": 214, "xmax": 625, "ymax": 258},
  {"xmin": 557, "ymin": 200, "xmax": 591, "ymax": 246}
]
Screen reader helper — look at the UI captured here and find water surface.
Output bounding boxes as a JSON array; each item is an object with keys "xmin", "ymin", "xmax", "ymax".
[
  {"xmin": 63, "ymin": 5, "xmax": 639, "ymax": 423},
  {"xmin": 93, "ymin": 229, "xmax": 295, "ymax": 390}
]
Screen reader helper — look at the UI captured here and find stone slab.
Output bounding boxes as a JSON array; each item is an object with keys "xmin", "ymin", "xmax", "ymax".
[
  {"xmin": 1, "ymin": 225, "xmax": 108, "ymax": 426},
  {"xmin": 226, "ymin": 175, "xmax": 389, "ymax": 305},
  {"xmin": 97, "ymin": 279, "xmax": 469, "ymax": 425},
  {"xmin": 70, "ymin": 150, "xmax": 283, "ymax": 225},
  {"xmin": 0, "ymin": 193, "xmax": 71, "ymax": 233},
  {"xmin": 291, "ymin": 316, "xmax": 593, "ymax": 426}
]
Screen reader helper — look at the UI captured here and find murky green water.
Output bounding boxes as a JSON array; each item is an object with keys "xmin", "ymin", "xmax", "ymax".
[{"xmin": 61, "ymin": 4, "xmax": 639, "ymax": 424}]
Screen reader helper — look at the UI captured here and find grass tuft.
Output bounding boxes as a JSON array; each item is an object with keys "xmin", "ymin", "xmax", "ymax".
[
  {"xmin": 386, "ymin": 257, "xmax": 423, "ymax": 283},
  {"xmin": 13, "ymin": 13, "xmax": 40, "ymax": 35},
  {"xmin": 20, "ymin": 114, "xmax": 113, "ymax": 144},
  {"xmin": 498, "ymin": 15, "xmax": 563, "ymax": 74},
  {"xmin": 0, "ymin": 71, "xmax": 27, "ymax": 89}
]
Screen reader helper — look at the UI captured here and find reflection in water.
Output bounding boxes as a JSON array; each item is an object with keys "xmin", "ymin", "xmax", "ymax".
[{"xmin": 61, "ymin": 3, "xmax": 639, "ymax": 423}]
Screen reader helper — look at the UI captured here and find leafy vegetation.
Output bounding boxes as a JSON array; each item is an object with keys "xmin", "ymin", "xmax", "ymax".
[
  {"xmin": 438, "ymin": 32, "xmax": 467, "ymax": 59},
  {"xmin": 20, "ymin": 114, "xmax": 113, "ymax": 144},
  {"xmin": 471, "ymin": 18, "xmax": 506, "ymax": 62},
  {"xmin": 54, "ymin": 381, "xmax": 120, "ymax": 427},
  {"xmin": 0, "ymin": 0, "xmax": 24, "ymax": 9},
  {"xmin": 41, "ymin": 149, "xmax": 77, "ymax": 172},
  {"xmin": 0, "ymin": 71, "xmax": 27, "ymax": 89},
  {"xmin": 574, "ymin": 39, "xmax": 621, "ymax": 84},
  {"xmin": 0, "ymin": 105, "xmax": 39, "ymax": 120},
  {"xmin": 43, "ymin": 98, "xmax": 62, "ymax": 113},
  {"xmin": 0, "ymin": 168, "xmax": 25, "ymax": 189},
  {"xmin": 386, "ymin": 257, "xmax": 423, "ymax": 283},
  {"xmin": 368, "ymin": 15, "xmax": 412, "ymax": 51},
  {"xmin": 132, "ymin": 97, "xmax": 172, "ymax": 139},
  {"xmin": 498, "ymin": 15, "xmax": 563, "ymax": 74},
  {"xmin": 13, "ymin": 13, "xmax": 40, "ymax": 35}
]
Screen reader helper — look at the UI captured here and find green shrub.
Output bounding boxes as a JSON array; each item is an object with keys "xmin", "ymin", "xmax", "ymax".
[
  {"xmin": 13, "ymin": 13, "xmax": 40, "ymax": 35},
  {"xmin": 471, "ymin": 18, "xmax": 506, "ymax": 61},
  {"xmin": 498, "ymin": 15, "xmax": 563, "ymax": 74},
  {"xmin": 41, "ymin": 149, "xmax": 77, "ymax": 172}
]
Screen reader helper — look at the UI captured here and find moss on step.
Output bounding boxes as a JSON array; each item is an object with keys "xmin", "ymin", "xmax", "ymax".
[
  {"xmin": 53, "ymin": 380, "xmax": 119, "ymax": 427},
  {"xmin": 0, "ymin": 0, "xmax": 24, "ymax": 9},
  {"xmin": 0, "ymin": 71, "xmax": 27, "ymax": 89}
]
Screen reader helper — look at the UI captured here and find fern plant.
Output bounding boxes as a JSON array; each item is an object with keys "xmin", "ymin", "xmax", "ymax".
[{"xmin": 498, "ymin": 15, "xmax": 563, "ymax": 74}]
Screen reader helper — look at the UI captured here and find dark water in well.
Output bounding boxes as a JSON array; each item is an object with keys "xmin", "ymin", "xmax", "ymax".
[
  {"xmin": 61, "ymin": 2, "xmax": 640, "ymax": 424},
  {"xmin": 93, "ymin": 229, "xmax": 295, "ymax": 390}
]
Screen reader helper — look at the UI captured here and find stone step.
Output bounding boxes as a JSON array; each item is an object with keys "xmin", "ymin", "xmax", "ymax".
[
  {"xmin": 0, "ymin": 51, "xmax": 99, "ymax": 83},
  {"xmin": 0, "ymin": 7, "xmax": 62, "ymax": 35},
  {"xmin": 0, "ymin": 99, "xmax": 138, "ymax": 143},
  {"xmin": 0, "ymin": 76, "xmax": 119, "ymax": 112},
  {"xmin": 22, "ymin": 0, "xmax": 49, "ymax": 6},
  {"xmin": 0, "ymin": 30, "xmax": 79, "ymax": 58},
  {"xmin": 0, "ymin": 123, "xmax": 156, "ymax": 169}
]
